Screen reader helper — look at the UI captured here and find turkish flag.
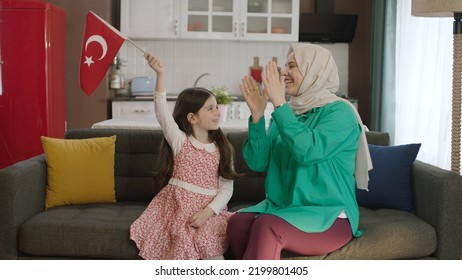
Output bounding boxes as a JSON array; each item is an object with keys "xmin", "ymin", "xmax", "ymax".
[{"xmin": 79, "ymin": 11, "xmax": 126, "ymax": 96}]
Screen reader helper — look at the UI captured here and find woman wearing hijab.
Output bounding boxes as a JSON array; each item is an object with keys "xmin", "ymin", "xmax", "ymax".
[{"xmin": 226, "ymin": 43, "xmax": 372, "ymax": 260}]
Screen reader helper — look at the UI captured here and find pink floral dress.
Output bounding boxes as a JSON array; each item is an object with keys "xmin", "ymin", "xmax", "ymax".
[{"xmin": 129, "ymin": 90, "xmax": 234, "ymax": 260}]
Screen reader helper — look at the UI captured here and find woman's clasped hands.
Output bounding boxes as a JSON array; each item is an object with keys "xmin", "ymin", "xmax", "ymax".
[{"xmin": 239, "ymin": 60, "xmax": 286, "ymax": 123}]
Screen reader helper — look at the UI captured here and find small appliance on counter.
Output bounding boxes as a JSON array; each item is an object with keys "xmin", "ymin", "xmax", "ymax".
[{"xmin": 130, "ymin": 76, "xmax": 156, "ymax": 96}]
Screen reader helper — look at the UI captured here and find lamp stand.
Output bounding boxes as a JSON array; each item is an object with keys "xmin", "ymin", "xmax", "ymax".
[{"xmin": 451, "ymin": 13, "xmax": 462, "ymax": 173}]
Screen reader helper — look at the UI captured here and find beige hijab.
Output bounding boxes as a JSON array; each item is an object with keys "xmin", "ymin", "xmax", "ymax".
[{"xmin": 287, "ymin": 43, "xmax": 372, "ymax": 190}]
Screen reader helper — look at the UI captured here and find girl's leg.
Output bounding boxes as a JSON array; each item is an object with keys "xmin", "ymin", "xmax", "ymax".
[
  {"xmin": 226, "ymin": 212, "xmax": 258, "ymax": 259},
  {"xmin": 243, "ymin": 215, "xmax": 352, "ymax": 260}
]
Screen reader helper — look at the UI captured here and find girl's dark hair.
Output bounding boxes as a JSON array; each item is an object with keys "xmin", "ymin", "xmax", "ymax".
[{"xmin": 153, "ymin": 87, "xmax": 240, "ymax": 193}]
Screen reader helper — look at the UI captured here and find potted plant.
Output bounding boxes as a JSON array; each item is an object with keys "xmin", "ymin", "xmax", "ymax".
[
  {"xmin": 212, "ymin": 86, "xmax": 232, "ymax": 105},
  {"xmin": 212, "ymin": 86, "xmax": 232, "ymax": 121}
]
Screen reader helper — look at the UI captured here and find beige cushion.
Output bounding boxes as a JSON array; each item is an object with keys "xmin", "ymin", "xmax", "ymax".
[{"xmin": 282, "ymin": 207, "xmax": 437, "ymax": 260}]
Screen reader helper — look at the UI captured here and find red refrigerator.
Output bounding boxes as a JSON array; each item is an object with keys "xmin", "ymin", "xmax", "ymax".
[{"xmin": 0, "ymin": 0, "xmax": 66, "ymax": 169}]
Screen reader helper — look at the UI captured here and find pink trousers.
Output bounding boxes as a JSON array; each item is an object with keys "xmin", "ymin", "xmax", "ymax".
[{"xmin": 226, "ymin": 212, "xmax": 353, "ymax": 260}]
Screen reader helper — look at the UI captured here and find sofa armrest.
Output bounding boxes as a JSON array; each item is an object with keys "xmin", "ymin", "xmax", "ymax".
[
  {"xmin": 412, "ymin": 160, "xmax": 462, "ymax": 260},
  {"xmin": 0, "ymin": 155, "xmax": 47, "ymax": 259}
]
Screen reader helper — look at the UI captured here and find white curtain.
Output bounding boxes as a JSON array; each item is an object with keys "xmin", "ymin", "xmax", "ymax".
[{"xmin": 395, "ymin": 0, "xmax": 453, "ymax": 170}]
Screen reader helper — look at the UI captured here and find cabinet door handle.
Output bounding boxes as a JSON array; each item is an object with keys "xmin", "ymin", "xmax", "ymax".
[
  {"xmin": 241, "ymin": 22, "xmax": 245, "ymax": 38},
  {"xmin": 134, "ymin": 109, "xmax": 151, "ymax": 113},
  {"xmin": 174, "ymin": 20, "xmax": 178, "ymax": 36},
  {"xmin": 238, "ymin": 105, "xmax": 244, "ymax": 120},
  {"xmin": 229, "ymin": 105, "xmax": 235, "ymax": 120},
  {"xmin": 234, "ymin": 22, "xmax": 238, "ymax": 37}
]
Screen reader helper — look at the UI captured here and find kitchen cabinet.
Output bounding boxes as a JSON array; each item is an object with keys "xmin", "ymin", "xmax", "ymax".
[
  {"xmin": 181, "ymin": 0, "xmax": 299, "ymax": 41},
  {"xmin": 98, "ymin": 100, "xmax": 273, "ymax": 132},
  {"xmin": 112, "ymin": 100, "xmax": 273, "ymax": 122},
  {"xmin": 227, "ymin": 101, "xmax": 274, "ymax": 121},
  {"xmin": 180, "ymin": 0, "xmax": 239, "ymax": 40},
  {"xmin": 112, "ymin": 100, "xmax": 175, "ymax": 119},
  {"xmin": 120, "ymin": 0, "xmax": 180, "ymax": 39},
  {"xmin": 228, "ymin": 101, "xmax": 251, "ymax": 120},
  {"xmin": 121, "ymin": 0, "xmax": 299, "ymax": 41},
  {"xmin": 226, "ymin": 101, "xmax": 274, "ymax": 121},
  {"xmin": 243, "ymin": 0, "xmax": 300, "ymax": 41}
]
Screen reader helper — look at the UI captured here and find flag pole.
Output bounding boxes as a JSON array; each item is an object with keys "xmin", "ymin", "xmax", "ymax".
[
  {"xmin": 88, "ymin": 11, "xmax": 145, "ymax": 55},
  {"xmin": 126, "ymin": 38, "xmax": 145, "ymax": 54}
]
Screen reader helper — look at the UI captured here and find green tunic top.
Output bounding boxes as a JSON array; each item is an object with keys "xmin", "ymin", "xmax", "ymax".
[{"xmin": 240, "ymin": 101, "xmax": 363, "ymax": 237}]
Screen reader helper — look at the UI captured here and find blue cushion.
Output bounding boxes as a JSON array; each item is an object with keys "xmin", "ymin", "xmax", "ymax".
[{"xmin": 356, "ymin": 143, "xmax": 421, "ymax": 211}]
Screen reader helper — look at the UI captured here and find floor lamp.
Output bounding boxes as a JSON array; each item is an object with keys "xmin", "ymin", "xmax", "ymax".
[{"xmin": 412, "ymin": 0, "xmax": 462, "ymax": 173}]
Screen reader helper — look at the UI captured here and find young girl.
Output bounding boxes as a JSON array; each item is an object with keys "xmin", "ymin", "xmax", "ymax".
[{"xmin": 130, "ymin": 52, "xmax": 239, "ymax": 260}]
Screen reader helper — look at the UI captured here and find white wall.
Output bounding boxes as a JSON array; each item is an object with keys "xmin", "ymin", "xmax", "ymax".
[{"xmin": 118, "ymin": 40, "xmax": 349, "ymax": 97}]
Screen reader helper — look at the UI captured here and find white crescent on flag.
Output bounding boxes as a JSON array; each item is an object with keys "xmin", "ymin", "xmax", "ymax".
[{"xmin": 85, "ymin": 35, "xmax": 108, "ymax": 61}]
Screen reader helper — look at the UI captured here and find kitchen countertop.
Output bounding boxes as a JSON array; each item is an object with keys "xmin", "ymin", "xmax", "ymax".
[
  {"xmin": 112, "ymin": 95, "xmax": 176, "ymax": 101},
  {"xmin": 112, "ymin": 94, "xmax": 246, "ymax": 102},
  {"xmin": 91, "ymin": 118, "xmax": 268, "ymax": 133}
]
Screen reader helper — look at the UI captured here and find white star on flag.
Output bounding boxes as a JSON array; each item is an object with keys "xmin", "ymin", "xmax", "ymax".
[{"xmin": 84, "ymin": 56, "xmax": 94, "ymax": 67}]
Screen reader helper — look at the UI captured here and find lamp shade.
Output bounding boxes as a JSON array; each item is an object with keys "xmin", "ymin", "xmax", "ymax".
[{"xmin": 412, "ymin": 0, "xmax": 462, "ymax": 17}]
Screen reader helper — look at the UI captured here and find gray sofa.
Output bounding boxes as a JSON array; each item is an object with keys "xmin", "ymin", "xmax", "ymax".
[{"xmin": 0, "ymin": 128, "xmax": 461, "ymax": 260}]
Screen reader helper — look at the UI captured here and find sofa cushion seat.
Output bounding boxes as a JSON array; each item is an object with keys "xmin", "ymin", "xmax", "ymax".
[
  {"xmin": 281, "ymin": 207, "xmax": 437, "ymax": 259},
  {"xmin": 18, "ymin": 202, "xmax": 147, "ymax": 259}
]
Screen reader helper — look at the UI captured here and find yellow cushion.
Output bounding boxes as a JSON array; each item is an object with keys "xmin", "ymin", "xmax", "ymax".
[{"xmin": 41, "ymin": 135, "xmax": 117, "ymax": 209}]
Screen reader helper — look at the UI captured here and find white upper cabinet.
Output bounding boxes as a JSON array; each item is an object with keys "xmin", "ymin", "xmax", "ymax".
[
  {"xmin": 120, "ymin": 0, "xmax": 180, "ymax": 39},
  {"xmin": 121, "ymin": 0, "xmax": 299, "ymax": 41},
  {"xmin": 181, "ymin": 0, "xmax": 299, "ymax": 41},
  {"xmin": 180, "ymin": 0, "xmax": 240, "ymax": 40},
  {"xmin": 241, "ymin": 0, "xmax": 299, "ymax": 41}
]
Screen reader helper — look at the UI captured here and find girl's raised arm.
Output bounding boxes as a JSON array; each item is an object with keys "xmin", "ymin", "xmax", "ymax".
[{"xmin": 145, "ymin": 52, "xmax": 184, "ymax": 154}]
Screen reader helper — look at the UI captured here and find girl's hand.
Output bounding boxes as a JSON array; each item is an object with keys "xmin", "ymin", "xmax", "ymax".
[
  {"xmin": 261, "ymin": 60, "xmax": 286, "ymax": 107},
  {"xmin": 188, "ymin": 207, "xmax": 214, "ymax": 228},
  {"xmin": 239, "ymin": 75, "xmax": 267, "ymax": 123},
  {"xmin": 144, "ymin": 52, "xmax": 164, "ymax": 74}
]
